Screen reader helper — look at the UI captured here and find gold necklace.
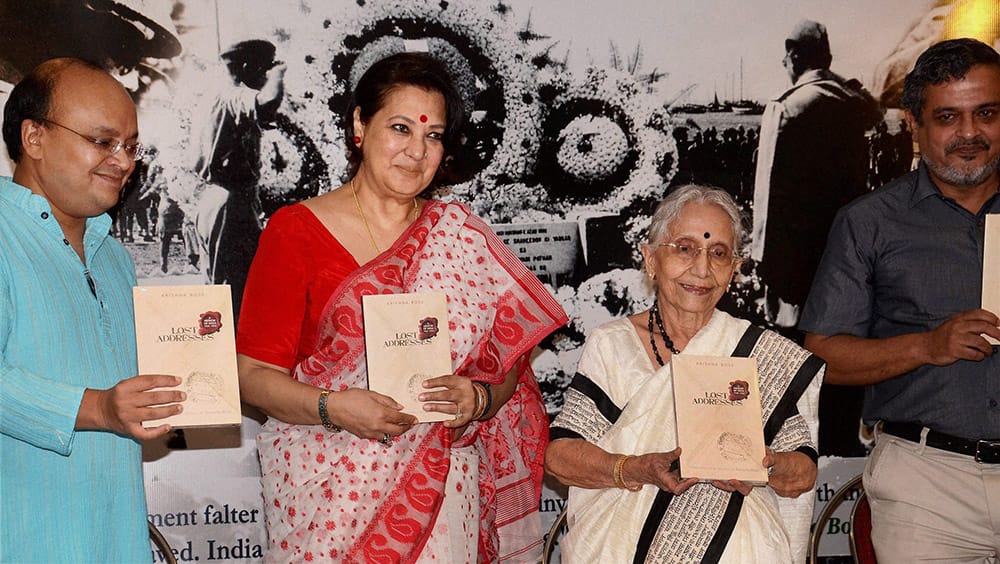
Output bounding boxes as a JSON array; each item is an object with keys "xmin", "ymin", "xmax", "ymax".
[
  {"xmin": 350, "ymin": 179, "xmax": 421, "ymax": 255},
  {"xmin": 352, "ymin": 178, "xmax": 381, "ymax": 253}
]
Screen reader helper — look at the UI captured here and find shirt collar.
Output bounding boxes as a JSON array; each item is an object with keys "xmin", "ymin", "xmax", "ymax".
[
  {"xmin": 908, "ymin": 161, "xmax": 1000, "ymax": 215},
  {"xmin": 0, "ymin": 176, "xmax": 113, "ymax": 247},
  {"xmin": 908, "ymin": 162, "xmax": 941, "ymax": 208},
  {"xmin": 792, "ymin": 68, "xmax": 833, "ymax": 87}
]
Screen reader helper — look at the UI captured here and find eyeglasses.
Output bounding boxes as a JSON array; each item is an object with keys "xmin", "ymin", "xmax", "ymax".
[
  {"xmin": 657, "ymin": 239, "xmax": 739, "ymax": 268},
  {"xmin": 41, "ymin": 119, "xmax": 146, "ymax": 161}
]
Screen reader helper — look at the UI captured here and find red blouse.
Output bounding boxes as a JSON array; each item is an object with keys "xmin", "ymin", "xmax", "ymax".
[{"xmin": 236, "ymin": 204, "xmax": 359, "ymax": 370}]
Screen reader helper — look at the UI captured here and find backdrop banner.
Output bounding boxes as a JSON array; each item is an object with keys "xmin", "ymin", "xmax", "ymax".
[{"xmin": 2, "ymin": 0, "xmax": 993, "ymax": 561}]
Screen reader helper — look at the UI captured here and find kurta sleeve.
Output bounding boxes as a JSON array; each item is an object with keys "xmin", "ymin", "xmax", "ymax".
[{"xmin": 0, "ymin": 264, "xmax": 83, "ymax": 455}]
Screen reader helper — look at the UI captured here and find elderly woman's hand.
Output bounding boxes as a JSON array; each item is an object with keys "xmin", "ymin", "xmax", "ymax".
[
  {"xmin": 709, "ymin": 479, "xmax": 757, "ymax": 496},
  {"xmin": 627, "ymin": 448, "xmax": 700, "ymax": 495},
  {"xmin": 764, "ymin": 449, "xmax": 817, "ymax": 498}
]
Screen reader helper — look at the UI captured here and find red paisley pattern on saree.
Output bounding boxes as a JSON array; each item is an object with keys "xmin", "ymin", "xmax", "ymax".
[{"xmin": 256, "ymin": 201, "xmax": 566, "ymax": 563}]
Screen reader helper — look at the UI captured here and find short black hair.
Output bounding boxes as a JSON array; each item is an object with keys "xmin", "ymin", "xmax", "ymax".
[
  {"xmin": 2, "ymin": 57, "xmax": 105, "ymax": 163},
  {"xmin": 901, "ymin": 38, "xmax": 1000, "ymax": 123},
  {"xmin": 344, "ymin": 52, "xmax": 466, "ymax": 186}
]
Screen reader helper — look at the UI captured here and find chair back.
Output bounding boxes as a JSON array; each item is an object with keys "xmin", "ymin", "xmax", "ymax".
[
  {"xmin": 808, "ymin": 474, "xmax": 865, "ymax": 563},
  {"xmin": 849, "ymin": 490, "xmax": 877, "ymax": 564},
  {"xmin": 541, "ymin": 508, "xmax": 568, "ymax": 564},
  {"xmin": 148, "ymin": 520, "xmax": 178, "ymax": 564}
]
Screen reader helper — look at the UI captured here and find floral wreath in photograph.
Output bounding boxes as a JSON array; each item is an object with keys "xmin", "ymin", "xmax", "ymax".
[{"xmin": 315, "ymin": 0, "xmax": 541, "ymax": 187}]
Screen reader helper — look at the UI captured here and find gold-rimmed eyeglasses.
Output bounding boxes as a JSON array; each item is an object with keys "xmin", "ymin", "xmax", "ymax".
[
  {"xmin": 41, "ymin": 119, "xmax": 147, "ymax": 161},
  {"xmin": 656, "ymin": 239, "xmax": 739, "ymax": 268}
]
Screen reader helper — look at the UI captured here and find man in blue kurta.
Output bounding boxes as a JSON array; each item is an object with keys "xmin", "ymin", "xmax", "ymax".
[{"xmin": 0, "ymin": 58, "xmax": 185, "ymax": 562}]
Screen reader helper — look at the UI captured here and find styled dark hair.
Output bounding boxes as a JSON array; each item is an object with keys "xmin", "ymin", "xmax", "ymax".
[
  {"xmin": 901, "ymin": 38, "xmax": 1000, "ymax": 123},
  {"xmin": 2, "ymin": 57, "xmax": 105, "ymax": 163},
  {"xmin": 344, "ymin": 52, "xmax": 466, "ymax": 185}
]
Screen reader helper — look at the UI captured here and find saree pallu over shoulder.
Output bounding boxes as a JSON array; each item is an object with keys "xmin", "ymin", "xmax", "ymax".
[
  {"xmin": 257, "ymin": 201, "xmax": 566, "ymax": 563},
  {"xmin": 557, "ymin": 310, "xmax": 823, "ymax": 564}
]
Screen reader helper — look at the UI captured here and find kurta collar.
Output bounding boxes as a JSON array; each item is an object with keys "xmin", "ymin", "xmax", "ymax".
[{"xmin": 0, "ymin": 176, "xmax": 114, "ymax": 256}]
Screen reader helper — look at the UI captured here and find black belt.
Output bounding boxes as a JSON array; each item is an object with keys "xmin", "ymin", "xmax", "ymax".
[{"xmin": 881, "ymin": 421, "xmax": 1000, "ymax": 464}]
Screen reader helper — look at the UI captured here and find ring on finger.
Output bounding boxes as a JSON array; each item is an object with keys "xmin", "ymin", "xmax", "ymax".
[
  {"xmin": 380, "ymin": 433, "xmax": 392, "ymax": 447},
  {"xmin": 454, "ymin": 408, "xmax": 463, "ymax": 421}
]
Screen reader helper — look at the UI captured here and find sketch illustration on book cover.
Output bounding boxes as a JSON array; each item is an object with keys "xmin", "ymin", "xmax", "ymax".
[
  {"xmin": 718, "ymin": 432, "xmax": 754, "ymax": 463},
  {"xmin": 181, "ymin": 371, "xmax": 240, "ymax": 415}
]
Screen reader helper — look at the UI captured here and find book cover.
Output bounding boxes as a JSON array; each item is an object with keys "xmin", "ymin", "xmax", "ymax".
[
  {"xmin": 984, "ymin": 214, "xmax": 1000, "ymax": 346},
  {"xmin": 671, "ymin": 354, "xmax": 768, "ymax": 484},
  {"xmin": 363, "ymin": 292, "xmax": 453, "ymax": 423},
  {"xmin": 134, "ymin": 285, "xmax": 241, "ymax": 428}
]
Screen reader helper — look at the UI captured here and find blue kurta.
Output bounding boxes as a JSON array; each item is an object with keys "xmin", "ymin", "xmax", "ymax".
[{"xmin": 0, "ymin": 177, "xmax": 149, "ymax": 562}]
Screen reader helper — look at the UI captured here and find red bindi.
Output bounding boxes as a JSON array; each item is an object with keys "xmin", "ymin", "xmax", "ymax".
[{"xmin": 419, "ymin": 114, "xmax": 428, "ymax": 123}]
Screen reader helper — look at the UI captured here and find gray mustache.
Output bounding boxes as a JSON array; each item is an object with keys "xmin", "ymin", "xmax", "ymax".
[{"xmin": 945, "ymin": 138, "xmax": 990, "ymax": 153}]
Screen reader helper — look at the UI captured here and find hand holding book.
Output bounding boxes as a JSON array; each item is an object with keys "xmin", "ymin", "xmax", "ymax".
[
  {"xmin": 619, "ymin": 448, "xmax": 699, "ymax": 495},
  {"xmin": 417, "ymin": 374, "xmax": 480, "ymax": 428}
]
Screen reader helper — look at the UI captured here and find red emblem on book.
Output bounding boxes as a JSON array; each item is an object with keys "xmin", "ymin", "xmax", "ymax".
[
  {"xmin": 728, "ymin": 380, "xmax": 749, "ymax": 401},
  {"xmin": 418, "ymin": 317, "xmax": 439, "ymax": 340},
  {"xmin": 198, "ymin": 311, "xmax": 223, "ymax": 335}
]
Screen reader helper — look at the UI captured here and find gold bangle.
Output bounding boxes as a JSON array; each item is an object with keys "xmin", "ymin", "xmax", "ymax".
[
  {"xmin": 613, "ymin": 454, "xmax": 642, "ymax": 491},
  {"xmin": 471, "ymin": 382, "xmax": 486, "ymax": 420}
]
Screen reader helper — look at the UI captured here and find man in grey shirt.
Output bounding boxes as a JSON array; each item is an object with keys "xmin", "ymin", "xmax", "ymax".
[{"xmin": 801, "ymin": 38, "xmax": 1000, "ymax": 562}]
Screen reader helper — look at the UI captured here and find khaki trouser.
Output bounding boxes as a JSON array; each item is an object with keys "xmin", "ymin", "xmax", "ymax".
[{"xmin": 864, "ymin": 427, "xmax": 1000, "ymax": 563}]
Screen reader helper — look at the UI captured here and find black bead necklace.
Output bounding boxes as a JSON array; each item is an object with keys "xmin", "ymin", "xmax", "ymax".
[{"xmin": 647, "ymin": 297, "xmax": 681, "ymax": 366}]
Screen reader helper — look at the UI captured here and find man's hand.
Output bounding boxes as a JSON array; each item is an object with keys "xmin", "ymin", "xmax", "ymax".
[
  {"xmin": 923, "ymin": 308, "xmax": 999, "ymax": 366},
  {"xmin": 77, "ymin": 375, "xmax": 185, "ymax": 440}
]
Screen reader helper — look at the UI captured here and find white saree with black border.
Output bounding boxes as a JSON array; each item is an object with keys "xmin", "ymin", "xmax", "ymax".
[{"xmin": 550, "ymin": 309, "xmax": 824, "ymax": 563}]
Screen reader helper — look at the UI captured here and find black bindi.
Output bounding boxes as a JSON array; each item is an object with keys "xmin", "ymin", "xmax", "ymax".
[{"xmin": 703, "ymin": 232, "xmax": 711, "ymax": 239}]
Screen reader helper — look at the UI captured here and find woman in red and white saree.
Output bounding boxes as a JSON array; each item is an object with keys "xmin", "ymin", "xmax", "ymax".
[{"xmin": 237, "ymin": 52, "xmax": 566, "ymax": 563}]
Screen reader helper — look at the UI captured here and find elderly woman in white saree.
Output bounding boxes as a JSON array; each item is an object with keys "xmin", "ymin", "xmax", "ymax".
[{"xmin": 546, "ymin": 185, "xmax": 824, "ymax": 563}]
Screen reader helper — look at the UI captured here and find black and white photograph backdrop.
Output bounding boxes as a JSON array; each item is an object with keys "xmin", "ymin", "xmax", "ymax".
[{"xmin": 2, "ymin": 0, "xmax": 998, "ymax": 561}]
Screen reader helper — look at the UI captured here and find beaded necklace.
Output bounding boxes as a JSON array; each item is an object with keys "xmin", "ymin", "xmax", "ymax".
[{"xmin": 647, "ymin": 297, "xmax": 681, "ymax": 366}]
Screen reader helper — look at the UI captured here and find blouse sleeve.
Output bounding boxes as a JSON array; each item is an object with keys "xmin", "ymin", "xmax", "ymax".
[
  {"xmin": 549, "ymin": 325, "xmax": 620, "ymax": 443},
  {"xmin": 236, "ymin": 208, "xmax": 309, "ymax": 370}
]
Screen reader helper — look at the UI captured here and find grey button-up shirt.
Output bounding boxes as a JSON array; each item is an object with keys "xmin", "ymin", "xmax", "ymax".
[{"xmin": 800, "ymin": 163, "xmax": 1000, "ymax": 439}]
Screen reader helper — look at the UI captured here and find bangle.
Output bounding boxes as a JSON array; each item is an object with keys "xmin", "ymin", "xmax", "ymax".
[
  {"xmin": 471, "ymin": 382, "xmax": 486, "ymax": 420},
  {"xmin": 475, "ymin": 382, "xmax": 493, "ymax": 420},
  {"xmin": 613, "ymin": 454, "xmax": 642, "ymax": 491},
  {"xmin": 318, "ymin": 390, "xmax": 341, "ymax": 432}
]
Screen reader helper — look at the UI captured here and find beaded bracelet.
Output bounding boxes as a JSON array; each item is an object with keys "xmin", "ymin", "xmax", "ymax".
[
  {"xmin": 318, "ymin": 390, "xmax": 341, "ymax": 432},
  {"xmin": 475, "ymin": 382, "xmax": 493, "ymax": 421},
  {"xmin": 613, "ymin": 454, "xmax": 642, "ymax": 491}
]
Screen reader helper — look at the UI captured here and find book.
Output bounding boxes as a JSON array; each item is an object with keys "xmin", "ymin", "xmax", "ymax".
[
  {"xmin": 134, "ymin": 285, "xmax": 241, "ymax": 428},
  {"xmin": 362, "ymin": 292, "xmax": 453, "ymax": 423},
  {"xmin": 984, "ymin": 214, "xmax": 1000, "ymax": 346},
  {"xmin": 671, "ymin": 354, "xmax": 768, "ymax": 484}
]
